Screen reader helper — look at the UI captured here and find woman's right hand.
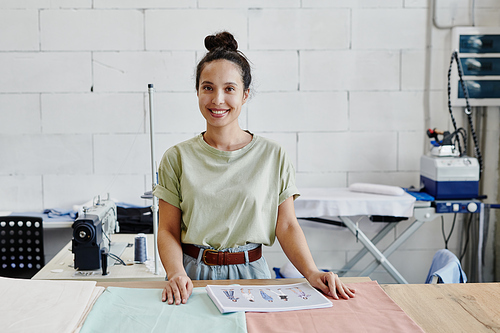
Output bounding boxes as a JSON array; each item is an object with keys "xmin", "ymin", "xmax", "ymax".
[{"xmin": 162, "ymin": 274, "xmax": 194, "ymax": 305}]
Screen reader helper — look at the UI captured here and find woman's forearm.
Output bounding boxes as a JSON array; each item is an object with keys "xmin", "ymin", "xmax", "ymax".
[
  {"xmin": 157, "ymin": 229, "xmax": 186, "ymax": 279},
  {"xmin": 275, "ymin": 197, "xmax": 320, "ymax": 279},
  {"xmin": 158, "ymin": 199, "xmax": 187, "ymax": 279}
]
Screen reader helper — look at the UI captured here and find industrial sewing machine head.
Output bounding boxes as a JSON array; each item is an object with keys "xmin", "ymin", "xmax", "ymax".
[{"xmin": 72, "ymin": 195, "xmax": 118, "ymax": 272}]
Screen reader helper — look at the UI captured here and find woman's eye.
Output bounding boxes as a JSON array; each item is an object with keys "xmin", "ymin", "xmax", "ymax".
[
  {"xmin": 203, "ymin": 86, "xmax": 212, "ymax": 91},
  {"xmin": 226, "ymin": 87, "xmax": 235, "ymax": 92}
]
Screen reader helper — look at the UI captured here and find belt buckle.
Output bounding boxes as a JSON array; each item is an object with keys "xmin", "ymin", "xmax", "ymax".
[{"xmin": 202, "ymin": 248, "xmax": 219, "ymax": 266}]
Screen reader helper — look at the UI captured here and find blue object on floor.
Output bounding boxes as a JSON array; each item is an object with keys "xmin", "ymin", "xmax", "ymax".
[{"xmin": 425, "ymin": 249, "xmax": 467, "ymax": 284}]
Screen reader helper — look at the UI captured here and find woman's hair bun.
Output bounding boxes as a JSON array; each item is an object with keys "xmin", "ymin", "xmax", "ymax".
[{"xmin": 204, "ymin": 31, "xmax": 238, "ymax": 52}]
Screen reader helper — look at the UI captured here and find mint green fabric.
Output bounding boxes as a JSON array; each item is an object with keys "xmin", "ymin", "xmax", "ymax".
[
  {"xmin": 81, "ymin": 287, "xmax": 246, "ymax": 333},
  {"xmin": 153, "ymin": 133, "xmax": 299, "ymax": 250}
]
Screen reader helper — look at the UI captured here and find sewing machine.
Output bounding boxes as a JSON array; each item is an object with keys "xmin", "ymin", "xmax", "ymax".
[{"xmin": 72, "ymin": 195, "xmax": 123, "ymax": 274}]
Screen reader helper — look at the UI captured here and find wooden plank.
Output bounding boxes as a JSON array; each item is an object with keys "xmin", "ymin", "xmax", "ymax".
[{"xmin": 381, "ymin": 283, "xmax": 500, "ymax": 333}]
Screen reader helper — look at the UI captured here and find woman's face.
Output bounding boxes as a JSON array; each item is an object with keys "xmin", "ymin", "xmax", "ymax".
[{"xmin": 197, "ymin": 59, "xmax": 249, "ymax": 130}]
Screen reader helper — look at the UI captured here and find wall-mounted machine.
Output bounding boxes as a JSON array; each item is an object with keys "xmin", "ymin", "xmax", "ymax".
[{"xmin": 451, "ymin": 27, "xmax": 500, "ymax": 107}]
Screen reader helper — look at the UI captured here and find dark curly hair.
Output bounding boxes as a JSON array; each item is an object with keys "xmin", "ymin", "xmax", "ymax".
[{"xmin": 195, "ymin": 31, "xmax": 252, "ymax": 91}]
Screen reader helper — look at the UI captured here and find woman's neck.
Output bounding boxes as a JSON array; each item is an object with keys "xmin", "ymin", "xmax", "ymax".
[{"xmin": 203, "ymin": 127, "xmax": 252, "ymax": 151}]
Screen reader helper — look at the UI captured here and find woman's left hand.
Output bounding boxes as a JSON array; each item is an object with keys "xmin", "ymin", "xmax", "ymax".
[{"xmin": 306, "ymin": 271, "xmax": 356, "ymax": 300}]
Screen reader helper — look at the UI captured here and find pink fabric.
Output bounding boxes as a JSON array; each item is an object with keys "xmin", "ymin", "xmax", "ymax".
[{"xmin": 246, "ymin": 281, "xmax": 424, "ymax": 333}]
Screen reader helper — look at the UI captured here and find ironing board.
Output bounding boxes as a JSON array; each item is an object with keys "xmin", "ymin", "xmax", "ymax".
[{"xmin": 294, "ymin": 188, "xmax": 424, "ymax": 284}]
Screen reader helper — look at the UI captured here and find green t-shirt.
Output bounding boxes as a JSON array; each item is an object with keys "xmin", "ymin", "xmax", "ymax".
[{"xmin": 153, "ymin": 133, "xmax": 300, "ymax": 250}]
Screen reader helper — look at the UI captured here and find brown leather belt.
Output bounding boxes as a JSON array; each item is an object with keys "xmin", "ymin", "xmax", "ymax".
[{"xmin": 182, "ymin": 243, "xmax": 262, "ymax": 266}]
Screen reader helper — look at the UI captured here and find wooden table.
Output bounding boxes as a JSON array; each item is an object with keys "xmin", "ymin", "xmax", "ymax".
[
  {"xmin": 382, "ymin": 283, "xmax": 500, "ymax": 333},
  {"xmin": 96, "ymin": 278, "xmax": 500, "ymax": 333},
  {"xmin": 32, "ymin": 234, "xmax": 166, "ymax": 281}
]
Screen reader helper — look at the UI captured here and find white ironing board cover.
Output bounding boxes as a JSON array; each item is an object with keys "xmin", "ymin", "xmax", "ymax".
[{"xmin": 294, "ymin": 188, "xmax": 416, "ymax": 218}]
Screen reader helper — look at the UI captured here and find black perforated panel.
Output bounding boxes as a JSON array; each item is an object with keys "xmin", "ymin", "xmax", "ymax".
[{"xmin": 0, "ymin": 216, "xmax": 44, "ymax": 279}]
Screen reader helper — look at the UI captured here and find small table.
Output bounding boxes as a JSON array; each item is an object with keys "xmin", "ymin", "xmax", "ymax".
[
  {"xmin": 95, "ymin": 278, "xmax": 500, "ymax": 333},
  {"xmin": 32, "ymin": 233, "xmax": 165, "ymax": 282}
]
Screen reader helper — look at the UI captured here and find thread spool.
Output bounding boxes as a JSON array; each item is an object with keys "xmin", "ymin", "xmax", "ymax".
[{"xmin": 134, "ymin": 233, "xmax": 148, "ymax": 263}]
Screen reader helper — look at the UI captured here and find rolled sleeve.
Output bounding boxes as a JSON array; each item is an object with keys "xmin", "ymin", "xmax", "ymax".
[
  {"xmin": 279, "ymin": 185, "xmax": 300, "ymax": 205},
  {"xmin": 153, "ymin": 184, "xmax": 181, "ymax": 209}
]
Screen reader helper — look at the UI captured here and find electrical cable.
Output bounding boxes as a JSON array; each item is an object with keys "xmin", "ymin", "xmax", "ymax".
[
  {"xmin": 455, "ymin": 128, "xmax": 467, "ymax": 153},
  {"xmin": 101, "ymin": 228, "xmax": 128, "ymax": 266},
  {"xmin": 459, "ymin": 214, "xmax": 475, "ymax": 261},
  {"xmin": 102, "ymin": 225, "xmax": 111, "ymax": 249},
  {"xmin": 446, "ymin": 51, "xmax": 484, "ymax": 178},
  {"xmin": 441, "ymin": 214, "xmax": 457, "ymax": 250},
  {"xmin": 107, "ymin": 252, "xmax": 127, "ymax": 266},
  {"xmin": 446, "ymin": 54, "xmax": 463, "ymax": 154},
  {"xmin": 453, "ymin": 51, "xmax": 483, "ymax": 172}
]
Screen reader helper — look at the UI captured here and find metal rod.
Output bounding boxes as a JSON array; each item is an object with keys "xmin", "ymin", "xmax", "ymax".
[
  {"xmin": 360, "ymin": 220, "xmax": 425, "ymax": 277},
  {"xmin": 148, "ymin": 83, "xmax": 160, "ymax": 275},
  {"xmin": 477, "ymin": 203, "xmax": 484, "ymax": 282},
  {"xmin": 338, "ymin": 222, "xmax": 397, "ymax": 276},
  {"xmin": 340, "ymin": 216, "xmax": 408, "ymax": 284}
]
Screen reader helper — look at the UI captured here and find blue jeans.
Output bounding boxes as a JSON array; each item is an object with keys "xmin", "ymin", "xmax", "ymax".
[{"xmin": 181, "ymin": 243, "xmax": 272, "ymax": 280}]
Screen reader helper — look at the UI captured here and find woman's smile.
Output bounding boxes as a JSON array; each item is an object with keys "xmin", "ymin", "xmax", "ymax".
[{"xmin": 210, "ymin": 108, "xmax": 229, "ymax": 116}]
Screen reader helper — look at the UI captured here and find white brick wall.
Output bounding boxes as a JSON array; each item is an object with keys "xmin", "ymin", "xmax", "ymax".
[
  {"xmin": 0, "ymin": 94, "xmax": 41, "ymax": 134},
  {"xmin": 0, "ymin": 10, "xmax": 39, "ymax": 51},
  {"xmin": 0, "ymin": 175, "xmax": 43, "ymax": 211},
  {"xmin": 0, "ymin": 1, "xmax": 91, "ymax": 9},
  {"xmin": 245, "ymin": 50, "xmax": 299, "ymax": 92},
  {"xmin": 41, "ymin": 93, "xmax": 145, "ymax": 134},
  {"xmin": 146, "ymin": 10, "xmax": 248, "ymax": 50},
  {"xmin": 298, "ymin": 132, "xmax": 398, "ymax": 172},
  {"xmin": 248, "ymin": 92, "xmax": 348, "ymax": 132},
  {"xmin": 352, "ymin": 9, "xmax": 428, "ymax": 49},
  {"xmin": 249, "ymin": 9, "xmax": 350, "ymax": 50},
  {"xmin": 43, "ymin": 174, "xmax": 147, "ymax": 208},
  {"xmin": 0, "ymin": 52, "xmax": 91, "ymax": 92},
  {"xmin": 0, "ymin": 3, "xmax": 497, "ymax": 283},
  {"xmin": 401, "ymin": 50, "xmax": 448, "ymax": 90},
  {"xmin": 300, "ymin": 50, "xmax": 400, "ymax": 91},
  {"xmin": 92, "ymin": 51, "xmax": 196, "ymax": 92},
  {"xmin": 350, "ymin": 91, "xmax": 425, "ymax": 131},
  {"xmin": 41, "ymin": 10, "xmax": 144, "ymax": 51},
  {"xmin": 154, "ymin": 92, "xmax": 206, "ymax": 133},
  {"xmin": 0, "ymin": 134, "xmax": 92, "ymax": 174}
]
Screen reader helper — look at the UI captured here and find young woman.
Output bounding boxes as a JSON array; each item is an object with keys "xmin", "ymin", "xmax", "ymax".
[{"xmin": 153, "ymin": 31, "xmax": 355, "ymax": 305}]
